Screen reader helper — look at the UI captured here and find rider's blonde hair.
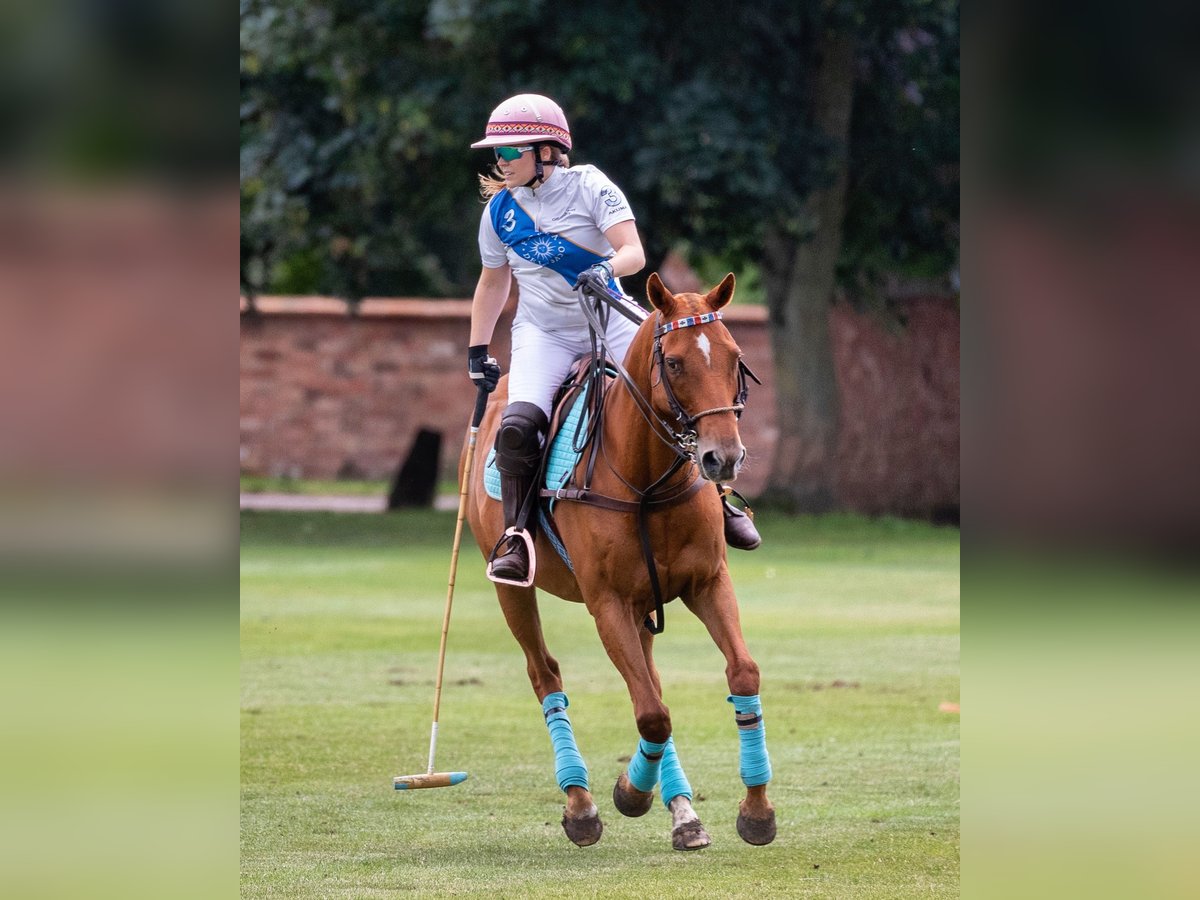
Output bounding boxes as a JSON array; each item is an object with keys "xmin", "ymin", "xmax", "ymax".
[{"xmin": 479, "ymin": 145, "xmax": 570, "ymax": 200}]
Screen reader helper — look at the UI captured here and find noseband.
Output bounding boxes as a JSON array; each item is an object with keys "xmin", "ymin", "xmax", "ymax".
[{"xmin": 651, "ymin": 311, "xmax": 762, "ymax": 460}]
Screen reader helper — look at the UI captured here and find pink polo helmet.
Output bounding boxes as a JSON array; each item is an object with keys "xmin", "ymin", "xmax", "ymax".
[{"xmin": 469, "ymin": 94, "xmax": 573, "ymax": 151}]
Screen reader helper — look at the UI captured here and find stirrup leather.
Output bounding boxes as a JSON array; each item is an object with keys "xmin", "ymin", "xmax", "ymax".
[
  {"xmin": 486, "ymin": 527, "xmax": 537, "ymax": 587},
  {"xmin": 720, "ymin": 485, "xmax": 755, "ymax": 519}
]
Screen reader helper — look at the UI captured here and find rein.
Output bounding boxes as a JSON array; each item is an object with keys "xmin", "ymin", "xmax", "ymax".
[{"xmin": 548, "ymin": 285, "xmax": 760, "ymax": 635}]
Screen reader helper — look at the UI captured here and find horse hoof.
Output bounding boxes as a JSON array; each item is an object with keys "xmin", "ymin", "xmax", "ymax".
[
  {"xmin": 562, "ymin": 808, "xmax": 603, "ymax": 847},
  {"xmin": 736, "ymin": 810, "xmax": 777, "ymax": 846},
  {"xmin": 672, "ymin": 819, "xmax": 711, "ymax": 851},
  {"xmin": 612, "ymin": 773, "xmax": 655, "ymax": 818}
]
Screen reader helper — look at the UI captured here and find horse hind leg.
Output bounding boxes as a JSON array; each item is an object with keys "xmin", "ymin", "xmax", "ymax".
[
  {"xmin": 543, "ymin": 692, "xmax": 602, "ymax": 846},
  {"xmin": 661, "ymin": 737, "xmax": 710, "ymax": 850},
  {"xmin": 494, "ymin": 583, "xmax": 602, "ymax": 846}
]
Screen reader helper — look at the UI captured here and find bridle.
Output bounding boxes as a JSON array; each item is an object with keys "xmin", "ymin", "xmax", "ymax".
[
  {"xmin": 577, "ymin": 287, "xmax": 761, "ymax": 465},
  {"xmin": 650, "ymin": 310, "xmax": 761, "ymax": 460}
]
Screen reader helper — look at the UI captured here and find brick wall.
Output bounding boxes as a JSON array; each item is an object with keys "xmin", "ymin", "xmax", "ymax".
[
  {"xmin": 240, "ymin": 294, "xmax": 959, "ymax": 516},
  {"xmin": 832, "ymin": 299, "xmax": 960, "ymax": 517}
]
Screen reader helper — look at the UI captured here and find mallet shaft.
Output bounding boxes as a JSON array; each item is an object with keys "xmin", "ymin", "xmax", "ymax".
[{"xmin": 396, "ymin": 390, "xmax": 486, "ymax": 792}]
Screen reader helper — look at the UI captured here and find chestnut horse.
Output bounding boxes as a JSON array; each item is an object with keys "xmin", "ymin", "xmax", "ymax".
[{"xmin": 465, "ymin": 273, "xmax": 775, "ymax": 851}]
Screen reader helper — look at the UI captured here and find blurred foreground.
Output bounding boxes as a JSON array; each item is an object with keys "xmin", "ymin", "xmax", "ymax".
[
  {"xmin": 1, "ymin": 2, "xmax": 234, "ymax": 896},
  {"xmin": 963, "ymin": 3, "xmax": 1200, "ymax": 895}
]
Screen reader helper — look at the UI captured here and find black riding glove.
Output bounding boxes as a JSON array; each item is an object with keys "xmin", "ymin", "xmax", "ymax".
[
  {"xmin": 467, "ymin": 344, "xmax": 500, "ymax": 393},
  {"xmin": 573, "ymin": 260, "xmax": 615, "ymax": 298}
]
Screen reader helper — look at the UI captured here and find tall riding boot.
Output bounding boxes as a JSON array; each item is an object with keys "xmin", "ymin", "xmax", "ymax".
[
  {"xmin": 720, "ymin": 485, "xmax": 762, "ymax": 551},
  {"xmin": 489, "ymin": 402, "xmax": 549, "ymax": 584}
]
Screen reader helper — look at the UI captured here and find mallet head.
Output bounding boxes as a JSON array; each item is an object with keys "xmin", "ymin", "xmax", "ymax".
[{"xmin": 393, "ymin": 771, "xmax": 468, "ymax": 790}]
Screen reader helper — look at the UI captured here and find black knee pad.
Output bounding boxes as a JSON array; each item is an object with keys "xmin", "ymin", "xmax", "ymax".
[{"xmin": 496, "ymin": 402, "xmax": 548, "ymax": 475}]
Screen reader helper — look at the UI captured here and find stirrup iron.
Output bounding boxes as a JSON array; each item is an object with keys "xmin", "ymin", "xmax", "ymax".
[{"xmin": 486, "ymin": 527, "xmax": 537, "ymax": 587}]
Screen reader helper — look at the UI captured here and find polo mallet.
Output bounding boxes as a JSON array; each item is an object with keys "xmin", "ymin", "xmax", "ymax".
[{"xmin": 394, "ymin": 387, "xmax": 489, "ymax": 791}]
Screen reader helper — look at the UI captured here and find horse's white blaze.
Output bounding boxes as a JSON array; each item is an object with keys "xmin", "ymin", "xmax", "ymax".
[
  {"xmin": 668, "ymin": 795, "xmax": 700, "ymax": 829},
  {"xmin": 696, "ymin": 332, "xmax": 712, "ymax": 367}
]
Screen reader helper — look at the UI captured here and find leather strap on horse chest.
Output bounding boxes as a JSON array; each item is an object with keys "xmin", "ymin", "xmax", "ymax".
[
  {"xmin": 637, "ymin": 456, "xmax": 690, "ymax": 634},
  {"xmin": 637, "ymin": 492, "xmax": 668, "ymax": 634},
  {"xmin": 542, "ymin": 461, "xmax": 704, "ymax": 635},
  {"xmin": 540, "ymin": 472, "xmax": 705, "ymax": 512}
]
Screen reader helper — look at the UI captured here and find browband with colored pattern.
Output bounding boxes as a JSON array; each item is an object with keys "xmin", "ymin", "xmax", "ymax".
[{"xmin": 654, "ymin": 310, "xmax": 723, "ymax": 335}]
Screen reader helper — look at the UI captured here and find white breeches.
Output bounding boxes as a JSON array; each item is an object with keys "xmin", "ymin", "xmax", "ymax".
[{"xmin": 506, "ymin": 316, "xmax": 639, "ymax": 418}]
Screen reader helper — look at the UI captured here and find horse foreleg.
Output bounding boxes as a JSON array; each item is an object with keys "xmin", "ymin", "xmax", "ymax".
[
  {"xmin": 612, "ymin": 624, "xmax": 662, "ymax": 818},
  {"xmin": 495, "ymin": 583, "xmax": 601, "ymax": 846},
  {"xmin": 611, "ymin": 628, "xmax": 712, "ymax": 849},
  {"xmin": 589, "ymin": 599, "xmax": 677, "ymax": 816},
  {"xmin": 683, "ymin": 572, "xmax": 776, "ymax": 846}
]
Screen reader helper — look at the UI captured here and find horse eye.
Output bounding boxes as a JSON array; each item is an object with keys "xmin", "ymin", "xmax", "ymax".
[{"xmin": 665, "ymin": 357, "xmax": 682, "ymax": 374}]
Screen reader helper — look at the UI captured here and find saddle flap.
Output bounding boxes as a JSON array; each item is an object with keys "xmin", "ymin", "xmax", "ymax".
[{"xmin": 541, "ymin": 353, "xmax": 614, "ymax": 488}]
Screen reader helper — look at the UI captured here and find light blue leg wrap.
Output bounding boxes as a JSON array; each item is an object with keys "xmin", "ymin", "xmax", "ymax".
[
  {"xmin": 542, "ymin": 692, "xmax": 589, "ymax": 792},
  {"xmin": 625, "ymin": 737, "xmax": 668, "ymax": 793},
  {"xmin": 658, "ymin": 736, "xmax": 693, "ymax": 808},
  {"xmin": 728, "ymin": 694, "xmax": 773, "ymax": 786}
]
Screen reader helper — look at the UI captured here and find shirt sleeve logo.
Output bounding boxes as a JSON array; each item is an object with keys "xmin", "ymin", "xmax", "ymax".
[{"xmin": 599, "ymin": 187, "xmax": 624, "ymax": 209}]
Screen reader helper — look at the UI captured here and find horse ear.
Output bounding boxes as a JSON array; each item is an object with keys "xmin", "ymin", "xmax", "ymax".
[
  {"xmin": 646, "ymin": 272, "xmax": 676, "ymax": 314},
  {"xmin": 706, "ymin": 273, "xmax": 736, "ymax": 310}
]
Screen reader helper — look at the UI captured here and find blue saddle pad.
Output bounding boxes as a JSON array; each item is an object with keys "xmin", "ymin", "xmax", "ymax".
[{"xmin": 483, "ymin": 384, "xmax": 592, "ymax": 572}]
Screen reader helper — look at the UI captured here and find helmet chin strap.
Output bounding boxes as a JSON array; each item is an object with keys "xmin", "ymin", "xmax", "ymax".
[{"xmin": 523, "ymin": 147, "xmax": 557, "ymax": 187}]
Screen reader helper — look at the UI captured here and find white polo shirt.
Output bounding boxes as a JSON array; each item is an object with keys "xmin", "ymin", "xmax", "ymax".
[{"xmin": 478, "ymin": 164, "xmax": 637, "ymax": 332}]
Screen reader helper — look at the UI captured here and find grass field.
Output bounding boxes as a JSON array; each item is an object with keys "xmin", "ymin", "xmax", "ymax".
[{"xmin": 241, "ymin": 510, "xmax": 959, "ymax": 898}]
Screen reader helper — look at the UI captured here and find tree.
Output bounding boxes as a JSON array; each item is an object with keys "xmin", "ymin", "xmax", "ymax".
[{"xmin": 762, "ymin": 24, "xmax": 858, "ymax": 512}]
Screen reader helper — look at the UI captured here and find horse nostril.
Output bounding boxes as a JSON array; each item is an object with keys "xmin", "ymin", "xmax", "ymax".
[{"xmin": 701, "ymin": 450, "xmax": 720, "ymax": 473}]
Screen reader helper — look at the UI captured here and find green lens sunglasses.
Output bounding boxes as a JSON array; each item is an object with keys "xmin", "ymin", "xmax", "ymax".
[{"xmin": 494, "ymin": 145, "xmax": 534, "ymax": 162}]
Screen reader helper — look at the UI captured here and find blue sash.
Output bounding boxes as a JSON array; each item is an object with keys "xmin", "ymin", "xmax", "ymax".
[{"xmin": 489, "ymin": 190, "xmax": 621, "ymax": 293}]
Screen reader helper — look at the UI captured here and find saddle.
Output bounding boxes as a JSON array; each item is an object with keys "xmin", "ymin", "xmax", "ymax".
[{"xmin": 542, "ymin": 353, "xmax": 607, "ymax": 496}]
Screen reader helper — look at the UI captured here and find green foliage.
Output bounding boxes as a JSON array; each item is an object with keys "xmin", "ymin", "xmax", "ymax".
[
  {"xmin": 840, "ymin": 2, "xmax": 960, "ymax": 301},
  {"xmin": 240, "ymin": 0, "xmax": 958, "ymax": 301},
  {"xmin": 240, "ymin": 0, "xmax": 493, "ymax": 299},
  {"xmin": 241, "ymin": 509, "xmax": 959, "ymax": 896},
  {"xmin": 687, "ymin": 248, "xmax": 767, "ymax": 305}
]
